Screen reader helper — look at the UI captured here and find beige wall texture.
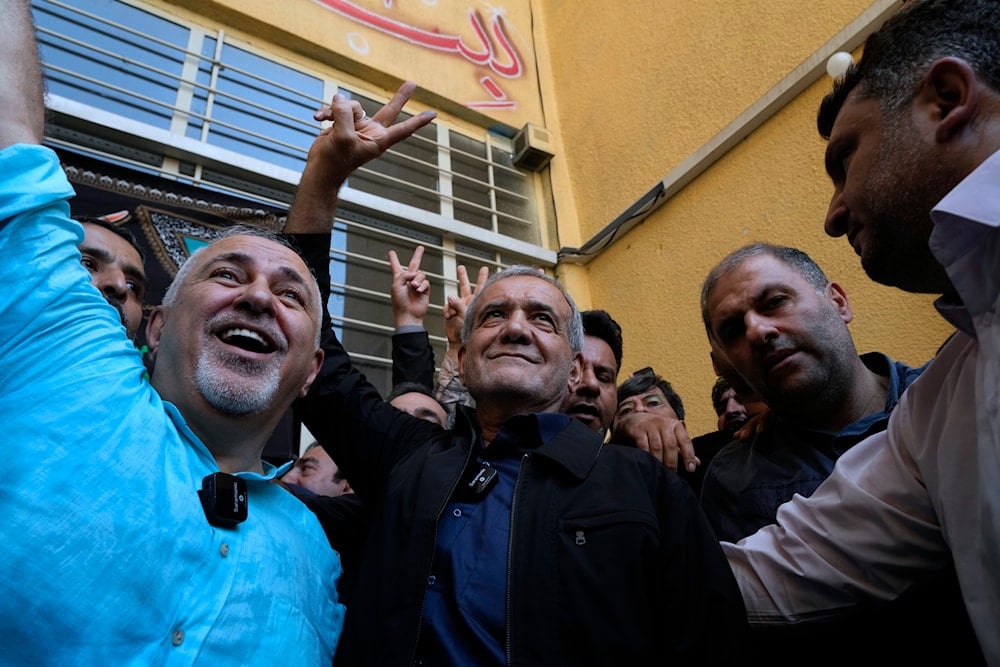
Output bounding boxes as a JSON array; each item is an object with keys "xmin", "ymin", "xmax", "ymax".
[
  {"xmin": 155, "ymin": 0, "xmax": 956, "ymax": 435},
  {"xmin": 537, "ymin": 0, "xmax": 954, "ymax": 434}
]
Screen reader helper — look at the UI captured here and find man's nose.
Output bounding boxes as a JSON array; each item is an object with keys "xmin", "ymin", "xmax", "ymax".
[
  {"xmin": 500, "ymin": 312, "xmax": 530, "ymax": 343},
  {"xmin": 96, "ymin": 268, "xmax": 128, "ymax": 303},
  {"xmin": 744, "ymin": 311, "xmax": 777, "ymax": 346},
  {"xmin": 724, "ymin": 397, "xmax": 745, "ymax": 417},
  {"xmin": 237, "ymin": 277, "xmax": 276, "ymax": 315},
  {"xmin": 825, "ymin": 190, "xmax": 849, "ymax": 238},
  {"xmin": 574, "ymin": 367, "xmax": 600, "ymax": 395}
]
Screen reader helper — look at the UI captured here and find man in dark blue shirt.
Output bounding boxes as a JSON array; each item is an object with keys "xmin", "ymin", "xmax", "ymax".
[
  {"xmin": 300, "ymin": 264, "xmax": 747, "ymax": 666},
  {"xmin": 699, "ymin": 242, "xmax": 978, "ymax": 665},
  {"xmin": 698, "ymin": 243, "xmax": 923, "ymax": 541},
  {"xmin": 283, "ymin": 88, "xmax": 746, "ymax": 665}
]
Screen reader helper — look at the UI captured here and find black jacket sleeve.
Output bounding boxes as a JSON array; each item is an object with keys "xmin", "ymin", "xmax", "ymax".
[
  {"xmin": 392, "ymin": 330, "xmax": 435, "ymax": 391},
  {"xmin": 287, "ymin": 232, "xmax": 443, "ymax": 502}
]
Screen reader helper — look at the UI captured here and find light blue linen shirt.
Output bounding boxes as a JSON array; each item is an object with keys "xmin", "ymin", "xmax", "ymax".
[{"xmin": 0, "ymin": 144, "xmax": 344, "ymax": 665}]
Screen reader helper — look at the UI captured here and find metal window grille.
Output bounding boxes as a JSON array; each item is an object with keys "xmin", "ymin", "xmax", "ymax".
[{"xmin": 31, "ymin": 0, "xmax": 554, "ymax": 395}]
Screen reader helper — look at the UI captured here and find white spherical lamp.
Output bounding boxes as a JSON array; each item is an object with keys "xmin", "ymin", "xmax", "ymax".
[{"xmin": 826, "ymin": 52, "xmax": 854, "ymax": 79}]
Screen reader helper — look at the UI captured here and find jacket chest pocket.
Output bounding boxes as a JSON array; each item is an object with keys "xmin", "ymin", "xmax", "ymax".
[
  {"xmin": 545, "ymin": 510, "xmax": 662, "ymax": 652},
  {"xmin": 559, "ymin": 509, "xmax": 660, "ymax": 555}
]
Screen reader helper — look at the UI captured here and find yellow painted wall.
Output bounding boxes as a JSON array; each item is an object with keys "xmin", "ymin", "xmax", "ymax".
[{"xmin": 537, "ymin": 1, "xmax": 954, "ymax": 434}]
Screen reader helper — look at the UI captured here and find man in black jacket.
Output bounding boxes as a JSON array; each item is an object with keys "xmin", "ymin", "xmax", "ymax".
[
  {"xmin": 303, "ymin": 265, "xmax": 746, "ymax": 666},
  {"xmin": 288, "ymin": 85, "xmax": 746, "ymax": 666}
]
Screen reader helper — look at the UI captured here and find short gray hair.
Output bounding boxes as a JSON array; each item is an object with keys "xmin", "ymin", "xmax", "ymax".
[
  {"xmin": 700, "ymin": 243, "xmax": 829, "ymax": 341},
  {"xmin": 461, "ymin": 265, "xmax": 583, "ymax": 353}
]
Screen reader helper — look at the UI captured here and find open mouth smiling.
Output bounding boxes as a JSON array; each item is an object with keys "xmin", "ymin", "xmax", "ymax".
[{"xmin": 219, "ymin": 327, "xmax": 277, "ymax": 354}]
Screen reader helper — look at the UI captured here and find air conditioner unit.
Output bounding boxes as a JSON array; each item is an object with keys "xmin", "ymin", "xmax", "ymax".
[{"xmin": 512, "ymin": 123, "xmax": 554, "ymax": 172}]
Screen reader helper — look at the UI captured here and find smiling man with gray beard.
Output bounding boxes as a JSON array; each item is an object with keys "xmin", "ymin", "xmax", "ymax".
[
  {"xmin": 194, "ymin": 343, "xmax": 282, "ymax": 416},
  {"xmin": 0, "ymin": 7, "xmax": 345, "ymax": 657},
  {"xmin": 156, "ymin": 228, "xmax": 319, "ymax": 419}
]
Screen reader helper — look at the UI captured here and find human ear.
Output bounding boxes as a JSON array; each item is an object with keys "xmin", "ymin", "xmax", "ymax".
[
  {"xmin": 145, "ymin": 306, "xmax": 167, "ymax": 353},
  {"xmin": 457, "ymin": 344, "xmax": 467, "ymax": 384},
  {"xmin": 298, "ymin": 348, "xmax": 325, "ymax": 398},
  {"xmin": 568, "ymin": 353, "xmax": 583, "ymax": 390},
  {"xmin": 710, "ymin": 348, "xmax": 725, "ymax": 376},
  {"xmin": 827, "ymin": 282, "xmax": 853, "ymax": 324},
  {"xmin": 914, "ymin": 57, "xmax": 979, "ymax": 143}
]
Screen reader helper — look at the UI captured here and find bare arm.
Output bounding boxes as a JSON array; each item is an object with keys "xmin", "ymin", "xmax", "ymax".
[
  {"xmin": 284, "ymin": 81, "xmax": 436, "ymax": 234},
  {"xmin": 1, "ymin": 0, "xmax": 45, "ymax": 148}
]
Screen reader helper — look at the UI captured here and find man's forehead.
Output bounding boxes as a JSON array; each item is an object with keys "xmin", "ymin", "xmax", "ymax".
[
  {"xmin": 638, "ymin": 386, "xmax": 667, "ymax": 400},
  {"xmin": 582, "ymin": 335, "xmax": 616, "ymax": 371},
  {"xmin": 81, "ymin": 222, "xmax": 144, "ymax": 267},
  {"xmin": 480, "ymin": 274, "xmax": 567, "ymax": 308},
  {"xmin": 198, "ymin": 235, "xmax": 313, "ymax": 281},
  {"xmin": 709, "ymin": 255, "xmax": 807, "ymax": 323},
  {"xmin": 714, "ymin": 388, "xmax": 737, "ymax": 409},
  {"xmin": 303, "ymin": 447, "xmax": 333, "ymax": 464},
  {"xmin": 638, "ymin": 388, "xmax": 679, "ymax": 418},
  {"xmin": 715, "ymin": 254, "xmax": 798, "ymax": 296},
  {"xmin": 392, "ymin": 391, "xmax": 441, "ymax": 410},
  {"xmin": 181, "ymin": 234, "xmax": 319, "ymax": 314},
  {"xmin": 204, "ymin": 234, "xmax": 302, "ymax": 263},
  {"xmin": 620, "ymin": 386, "xmax": 673, "ymax": 410},
  {"xmin": 391, "ymin": 392, "xmax": 448, "ymax": 425}
]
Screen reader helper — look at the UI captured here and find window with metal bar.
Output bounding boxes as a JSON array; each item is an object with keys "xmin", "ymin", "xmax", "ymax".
[{"xmin": 31, "ymin": 0, "xmax": 551, "ymax": 399}]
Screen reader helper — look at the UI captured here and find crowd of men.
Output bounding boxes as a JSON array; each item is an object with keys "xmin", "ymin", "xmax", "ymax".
[{"xmin": 1, "ymin": 0, "xmax": 998, "ymax": 664}]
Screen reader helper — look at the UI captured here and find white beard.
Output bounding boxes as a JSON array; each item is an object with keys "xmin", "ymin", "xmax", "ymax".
[{"xmin": 195, "ymin": 349, "xmax": 281, "ymax": 417}]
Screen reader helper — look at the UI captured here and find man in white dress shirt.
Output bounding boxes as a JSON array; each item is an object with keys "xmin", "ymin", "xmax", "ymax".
[{"xmin": 721, "ymin": 1, "xmax": 1000, "ymax": 663}]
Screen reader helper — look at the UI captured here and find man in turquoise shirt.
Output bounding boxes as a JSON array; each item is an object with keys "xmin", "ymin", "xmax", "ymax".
[{"xmin": 0, "ymin": 1, "xmax": 343, "ymax": 662}]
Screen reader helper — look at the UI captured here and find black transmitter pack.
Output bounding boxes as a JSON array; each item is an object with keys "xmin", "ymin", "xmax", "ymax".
[
  {"xmin": 198, "ymin": 472, "xmax": 248, "ymax": 528},
  {"xmin": 453, "ymin": 461, "xmax": 499, "ymax": 503}
]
